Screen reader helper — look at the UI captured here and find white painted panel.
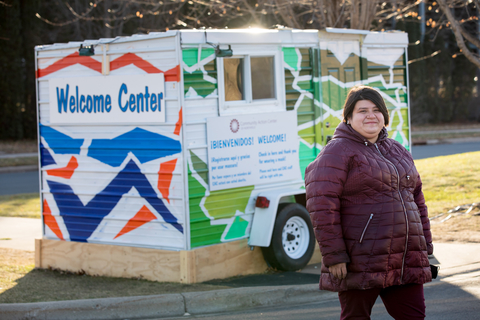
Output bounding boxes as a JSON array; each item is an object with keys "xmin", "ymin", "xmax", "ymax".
[
  {"xmin": 165, "ymin": 100, "xmax": 180, "ymax": 123},
  {"xmin": 363, "ymin": 32, "xmax": 409, "ymax": 46},
  {"xmin": 185, "ymin": 123, "xmax": 207, "ymax": 147},
  {"xmin": 184, "ymin": 98, "xmax": 218, "ymax": 123},
  {"xmin": 362, "ymin": 47, "xmax": 405, "ymax": 68},
  {"xmin": 109, "ymin": 36, "xmax": 176, "ymax": 52}
]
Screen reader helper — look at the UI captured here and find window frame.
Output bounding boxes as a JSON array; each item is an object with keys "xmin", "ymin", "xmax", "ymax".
[{"xmin": 217, "ymin": 50, "xmax": 285, "ymax": 116}]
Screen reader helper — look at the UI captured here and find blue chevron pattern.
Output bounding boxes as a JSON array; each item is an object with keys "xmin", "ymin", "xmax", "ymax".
[{"xmin": 47, "ymin": 159, "xmax": 183, "ymax": 242}]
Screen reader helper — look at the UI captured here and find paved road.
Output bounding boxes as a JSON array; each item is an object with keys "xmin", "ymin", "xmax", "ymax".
[
  {"xmin": 0, "ymin": 171, "xmax": 39, "ymax": 196},
  {"xmin": 158, "ymin": 243, "xmax": 480, "ymax": 320},
  {"xmin": 412, "ymin": 141, "xmax": 480, "ymax": 160}
]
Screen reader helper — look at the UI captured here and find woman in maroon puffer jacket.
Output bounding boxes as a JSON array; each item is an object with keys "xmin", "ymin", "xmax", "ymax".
[{"xmin": 305, "ymin": 86, "xmax": 433, "ymax": 320}]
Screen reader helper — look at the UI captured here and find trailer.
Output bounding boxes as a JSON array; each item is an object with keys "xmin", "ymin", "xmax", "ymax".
[{"xmin": 34, "ymin": 27, "xmax": 411, "ymax": 283}]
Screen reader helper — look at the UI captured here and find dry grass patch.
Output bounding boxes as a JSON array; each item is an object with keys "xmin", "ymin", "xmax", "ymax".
[
  {"xmin": 0, "ymin": 140, "xmax": 37, "ymax": 155},
  {"xmin": 0, "ymin": 157, "xmax": 38, "ymax": 168},
  {"xmin": 0, "ymin": 248, "xmax": 232, "ymax": 304},
  {"xmin": 0, "ymin": 194, "xmax": 41, "ymax": 219},
  {"xmin": 0, "ymin": 248, "xmax": 35, "ymax": 299},
  {"xmin": 411, "ymin": 122, "xmax": 480, "ymax": 132}
]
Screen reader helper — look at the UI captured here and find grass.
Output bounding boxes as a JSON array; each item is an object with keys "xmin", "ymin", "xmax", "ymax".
[
  {"xmin": 415, "ymin": 151, "xmax": 480, "ymax": 217},
  {"xmin": 0, "ymin": 194, "xmax": 41, "ymax": 219},
  {"xmin": 0, "ymin": 157, "xmax": 38, "ymax": 168},
  {"xmin": 412, "ymin": 131, "xmax": 480, "ymax": 142},
  {"xmin": 415, "ymin": 151, "xmax": 480, "ymax": 242},
  {"xmin": 0, "ymin": 140, "xmax": 37, "ymax": 155},
  {"xmin": 411, "ymin": 122, "xmax": 480, "ymax": 142},
  {"xmin": 0, "ymin": 248, "xmax": 231, "ymax": 304},
  {"xmin": 411, "ymin": 122, "xmax": 480, "ymax": 132}
]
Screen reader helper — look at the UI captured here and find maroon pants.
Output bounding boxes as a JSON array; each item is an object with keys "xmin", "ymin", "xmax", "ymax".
[{"xmin": 338, "ymin": 284, "xmax": 425, "ymax": 320}]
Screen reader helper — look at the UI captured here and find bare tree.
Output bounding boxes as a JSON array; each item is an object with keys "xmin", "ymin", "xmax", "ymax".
[
  {"xmin": 35, "ymin": 0, "xmax": 412, "ymax": 38},
  {"xmin": 437, "ymin": 0, "xmax": 480, "ymax": 68}
]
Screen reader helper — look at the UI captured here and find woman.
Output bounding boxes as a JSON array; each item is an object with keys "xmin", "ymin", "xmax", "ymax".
[{"xmin": 305, "ymin": 86, "xmax": 433, "ymax": 320}]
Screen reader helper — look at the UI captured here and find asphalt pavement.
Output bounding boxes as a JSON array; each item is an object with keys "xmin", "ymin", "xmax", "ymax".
[{"xmin": 411, "ymin": 139, "xmax": 480, "ymax": 160}]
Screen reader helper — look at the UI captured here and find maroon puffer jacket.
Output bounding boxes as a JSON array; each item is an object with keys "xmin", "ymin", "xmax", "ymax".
[{"xmin": 305, "ymin": 122, "xmax": 433, "ymax": 292}]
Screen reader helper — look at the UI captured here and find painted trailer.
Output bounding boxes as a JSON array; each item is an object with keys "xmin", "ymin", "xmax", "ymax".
[{"xmin": 34, "ymin": 28, "xmax": 411, "ymax": 283}]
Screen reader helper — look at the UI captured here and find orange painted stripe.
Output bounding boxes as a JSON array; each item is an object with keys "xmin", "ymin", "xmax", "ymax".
[
  {"xmin": 164, "ymin": 64, "xmax": 180, "ymax": 82},
  {"xmin": 110, "ymin": 54, "xmax": 180, "ymax": 82},
  {"xmin": 37, "ymin": 52, "xmax": 102, "ymax": 78},
  {"xmin": 43, "ymin": 200, "xmax": 64, "ymax": 240},
  {"xmin": 174, "ymin": 108, "xmax": 182, "ymax": 136},
  {"xmin": 114, "ymin": 205, "xmax": 157, "ymax": 239},
  {"xmin": 110, "ymin": 53, "xmax": 161, "ymax": 73},
  {"xmin": 37, "ymin": 51, "xmax": 180, "ymax": 83},
  {"xmin": 157, "ymin": 159, "xmax": 178, "ymax": 204},
  {"xmin": 47, "ymin": 156, "xmax": 78, "ymax": 179}
]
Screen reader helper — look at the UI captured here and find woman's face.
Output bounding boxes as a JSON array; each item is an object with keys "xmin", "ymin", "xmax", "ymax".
[{"xmin": 348, "ymin": 100, "xmax": 385, "ymax": 143}]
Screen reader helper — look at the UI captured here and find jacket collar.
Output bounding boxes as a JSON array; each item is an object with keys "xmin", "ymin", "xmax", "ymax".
[{"xmin": 332, "ymin": 122, "xmax": 388, "ymax": 146}]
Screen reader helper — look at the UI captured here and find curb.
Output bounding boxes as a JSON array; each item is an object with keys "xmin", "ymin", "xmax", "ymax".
[{"xmin": 0, "ymin": 284, "xmax": 329, "ymax": 320}]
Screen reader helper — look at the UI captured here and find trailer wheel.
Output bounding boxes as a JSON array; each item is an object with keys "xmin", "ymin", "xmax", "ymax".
[{"xmin": 261, "ymin": 203, "xmax": 315, "ymax": 271}]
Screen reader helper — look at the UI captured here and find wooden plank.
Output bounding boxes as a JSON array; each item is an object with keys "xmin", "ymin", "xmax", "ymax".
[
  {"xmin": 40, "ymin": 239, "xmax": 181, "ymax": 282},
  {"xmin": 35, "ymin": 239, "xmax": 42, "ymax": 268},
  {"xmin": 194, "ymin": 239, "xmax": 268, "ymax": 283},
  {"xmin": 180, "ymin": 250, "xmax": 196, "ymax": 284},
  {"xmin": 39, "ymin": 239, "xmax": 322, "ymax": 284},
  {"xmin": 309, "ymin": 242, "xmax": 322, "ymax": 264}
]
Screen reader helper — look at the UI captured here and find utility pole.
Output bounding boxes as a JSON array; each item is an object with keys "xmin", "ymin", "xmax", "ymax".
[{"xmin": 419, "ymin": 0, "xmax": 425, "ymax": 43}]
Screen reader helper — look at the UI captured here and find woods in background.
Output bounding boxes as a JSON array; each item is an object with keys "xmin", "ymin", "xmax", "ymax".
[{"xmin": 1, "ymin": 0, "xmax": 479, "ymax": 140}]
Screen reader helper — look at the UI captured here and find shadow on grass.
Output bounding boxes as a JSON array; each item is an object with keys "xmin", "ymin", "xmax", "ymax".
[
  {"xmin": 0, "ymin": 267, "xmax": 320, "ymax": 304},
  {"xmin": 0, "ymin": 268, "xmax": 233, "ymax": 304}
]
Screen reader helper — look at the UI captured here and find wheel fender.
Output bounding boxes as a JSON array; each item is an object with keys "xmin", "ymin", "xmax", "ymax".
[{"xmin": 248, "ymin": 188, "xmax": 306, "ymax": 247}]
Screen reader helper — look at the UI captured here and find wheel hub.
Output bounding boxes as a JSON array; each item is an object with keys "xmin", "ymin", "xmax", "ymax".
[{"xmin": 281, "ymin": 216, "xmax": 310, "ymax": 259}]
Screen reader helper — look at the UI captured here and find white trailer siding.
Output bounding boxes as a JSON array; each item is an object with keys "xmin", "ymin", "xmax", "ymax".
[{"xmin": 35, "ymin": 34, "xmax": 187, "ymax": 250}]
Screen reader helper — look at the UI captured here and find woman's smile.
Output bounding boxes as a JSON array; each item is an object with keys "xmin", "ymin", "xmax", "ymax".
[{"xmin": 348, "ymin": 100, "xmax": 385, "ymax": 143}]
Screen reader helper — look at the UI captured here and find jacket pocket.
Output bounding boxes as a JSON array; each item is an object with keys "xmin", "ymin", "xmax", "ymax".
[{"xmin": 359, "ymin": 213, "xmax": 374, "ymax": 244}]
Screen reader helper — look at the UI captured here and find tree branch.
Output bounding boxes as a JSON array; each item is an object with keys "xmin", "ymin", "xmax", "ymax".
[{"xmin": 437, "ymin": 0, "xmax": 480, "ymax": 68}]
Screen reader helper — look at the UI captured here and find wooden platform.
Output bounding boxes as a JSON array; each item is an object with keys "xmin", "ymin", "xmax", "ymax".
[{"xmin": 35, "ymin": 239, "xmax": 322, "ymax": 283}]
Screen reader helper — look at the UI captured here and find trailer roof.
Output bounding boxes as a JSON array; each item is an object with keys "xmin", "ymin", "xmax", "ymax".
[{"xmin": 35, "ymin": 28, "xmax": 408, "ymax": 51}]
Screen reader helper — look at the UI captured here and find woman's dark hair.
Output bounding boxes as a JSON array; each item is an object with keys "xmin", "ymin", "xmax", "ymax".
[{"xmin": 342, "ymin": 86, "xmax": 390, "ymax": 126}]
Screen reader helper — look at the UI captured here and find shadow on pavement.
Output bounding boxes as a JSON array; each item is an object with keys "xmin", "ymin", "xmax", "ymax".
[{"xmin": 203, "ymin": 271, "xmax": 320, "ymax": 288}]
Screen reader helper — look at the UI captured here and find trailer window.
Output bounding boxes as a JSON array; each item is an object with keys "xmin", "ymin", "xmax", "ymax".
[
  {"xmin": 224, "ymin": 58, "xmax": 244, "ymax": 101},
  {"xmin": 219, "ymin": 51, "xmax": 284, "ymax": 116},
  {"xmin": 251, "ymin": 57, "xmax": 275, "ymax": 100}
]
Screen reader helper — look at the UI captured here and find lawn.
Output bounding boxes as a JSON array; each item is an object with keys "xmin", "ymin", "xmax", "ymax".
[
  {"xmin": 0, "ymin": 248, "xmax": 231, "ymax": 304},
  {"xmin": 415, "ymin": 151, "xmax": 480, "ymax": 217},
  {"xmin": 415, "ymin": 151, "xmax": 480, "ymax": 242},
  {"xmin": 0, "ymin": 193, "xmax": 41, "ymax": 219},
  {"xmin": 0, "ymin": 157, "xmax": 38, "ymax": 168}
]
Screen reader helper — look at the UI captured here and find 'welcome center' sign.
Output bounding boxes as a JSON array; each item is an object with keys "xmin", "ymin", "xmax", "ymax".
[{"xmin": 49, "ymin": 74, "xmax": 165, "ymax": 124}]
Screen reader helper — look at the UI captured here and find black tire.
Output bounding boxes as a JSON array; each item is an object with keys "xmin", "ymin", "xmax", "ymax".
[{"xmin": 261, "ymin": 203, "xmax": 315, "ymax": 271}]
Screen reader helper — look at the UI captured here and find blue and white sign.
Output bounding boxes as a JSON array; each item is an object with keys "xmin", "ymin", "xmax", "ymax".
[
  {"xmin": 49, "ymin": 74, "xmax": 165, "ymax": 124},
  {"xmin": 207, "ymin": 112, "xmax": 301, "ymax": 191}
]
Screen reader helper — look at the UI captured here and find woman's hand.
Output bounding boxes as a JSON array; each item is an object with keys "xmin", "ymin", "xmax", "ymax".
[{"xmin": 329, "ymin": 262, "xmax": 347, "ymax": 279}]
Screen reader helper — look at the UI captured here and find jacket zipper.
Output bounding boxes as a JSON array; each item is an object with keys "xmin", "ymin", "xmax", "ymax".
[
  {"xmin": 374, "ymin": 143, "xmax": 409, "ymax": 284},
  {"xmin": 359, "ymin": 213, "xmax": 374, "ymax": 243}
]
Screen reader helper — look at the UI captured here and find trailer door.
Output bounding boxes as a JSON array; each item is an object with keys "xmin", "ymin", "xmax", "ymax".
[{"xmin": 319, "ymin": 40, "xmax": 362, "ymax": 147}]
